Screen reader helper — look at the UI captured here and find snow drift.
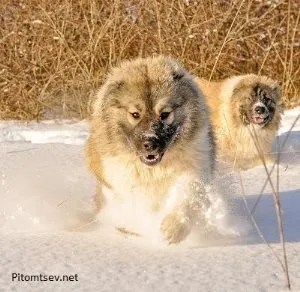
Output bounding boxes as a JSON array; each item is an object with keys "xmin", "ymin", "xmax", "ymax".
[{"xmin": 0, "ymin": 108, "xmax": 299, "ymax": 291}]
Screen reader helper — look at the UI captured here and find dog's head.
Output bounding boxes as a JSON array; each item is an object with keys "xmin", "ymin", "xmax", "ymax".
[
  {"xmin": 93, "ymin": 56, "xmax": 208, "ymax": 166},
  {"xmin": 232, "ymin": 77, "xmax": 281, "ymax": 128}
]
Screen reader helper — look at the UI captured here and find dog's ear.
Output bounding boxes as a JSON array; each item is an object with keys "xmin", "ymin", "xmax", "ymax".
[
  {"xmin": 93, "ymin": 80, "xmax": 125, "ymax": 114},
  {"xmin": 105, "ymin": 80, "xmax": 125, "ymax": 96},
  {"xmin": 270, "ymin": 83, "xmax": 280, "ymax": 102}
]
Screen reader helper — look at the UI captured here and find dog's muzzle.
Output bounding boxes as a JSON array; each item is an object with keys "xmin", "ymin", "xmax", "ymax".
[
  {"xmin": 139, "ymin": 135, "xmax": 164, "ymax": 166},
  {"xmin": 251, "ymin": 103, "xmax": 270, "ymax": 126}
]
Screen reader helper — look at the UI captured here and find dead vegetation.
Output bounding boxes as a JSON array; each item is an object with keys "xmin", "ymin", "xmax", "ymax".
[{"xmin": 0, "ymin": 0, "xmax": 299, "ymax": 120}]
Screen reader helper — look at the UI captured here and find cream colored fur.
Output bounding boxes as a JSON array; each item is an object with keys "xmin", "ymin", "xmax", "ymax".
[
  {"xmin": 86, "ymin": 56, "xmax": 215, "ymax": 243},
  {"xmin": 196, "ymin": 74, "xmax": 282, "ymax": 169}
]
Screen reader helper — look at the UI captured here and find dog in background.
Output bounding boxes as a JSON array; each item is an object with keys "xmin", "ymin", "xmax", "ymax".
[
  {"xmin": 195, "ymin": 74, "xmax": 282, "ymax": 169},
  {"xmin": 86, "ymin": 56, "xmax": 215, "ymax": 244}
]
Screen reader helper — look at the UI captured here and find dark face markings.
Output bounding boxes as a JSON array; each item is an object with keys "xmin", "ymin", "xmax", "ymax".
[
  {"xmin": 107, "ymin": 66, "xmax": 195, "ymax": 165},
  {"xmin": 239, "ymin": 84, "xmax": 277, "ymax": 127},
  {"xmin": 117, "ymin": 113, "xmax": 182, "ymax": 166}
]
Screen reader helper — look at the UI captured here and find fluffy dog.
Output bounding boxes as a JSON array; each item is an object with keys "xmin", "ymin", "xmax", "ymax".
[
  {"xmin": 196, "ymin": 74, "xmax": 282, "ymax": 169},
  {"xmin": 86, "ymin": 56, "xmax": 215, "ymax": 244}
]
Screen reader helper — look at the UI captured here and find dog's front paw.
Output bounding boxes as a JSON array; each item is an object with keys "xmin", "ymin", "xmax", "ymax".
[{"xmin": 161, "ymin": 211, "xmax": 191, "ymax": 244}]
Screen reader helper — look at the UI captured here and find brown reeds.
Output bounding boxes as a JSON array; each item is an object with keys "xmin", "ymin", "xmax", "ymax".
[{"xmin": 0, "ymin": 0, "xmax": 299, "ymax": 120}]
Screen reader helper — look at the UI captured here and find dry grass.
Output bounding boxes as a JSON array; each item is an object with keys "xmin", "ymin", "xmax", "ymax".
[
  {"xmin": 0, "ymin": 0, "xmax": 299, "ymax": 120},
  {"xmin": 238, "ymin": 115, "xmax": 300, "ymax": 290}
]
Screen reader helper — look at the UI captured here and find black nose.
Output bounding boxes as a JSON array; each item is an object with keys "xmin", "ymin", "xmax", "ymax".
[
  {"xmin": 255, "ymin": 106, "xmax": 266, "ymax": 114},
  {"xmin": 143, "ymin": 139, "xmax": 158, "ymax": 152}
]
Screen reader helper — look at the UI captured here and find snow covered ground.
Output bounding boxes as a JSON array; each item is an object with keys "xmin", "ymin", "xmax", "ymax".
[{"xmin": 0, "ymin": 108, "xmax": 299, "ymax": 292}]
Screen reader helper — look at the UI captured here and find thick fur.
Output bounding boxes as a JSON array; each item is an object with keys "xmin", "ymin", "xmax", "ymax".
[
  {"xmin": 86, "ymin": 56, "xmax": 215, "ymax": 243},
  {"xmin": 196, "ymin": 74, "xmax": 282, "ymax": 169}
]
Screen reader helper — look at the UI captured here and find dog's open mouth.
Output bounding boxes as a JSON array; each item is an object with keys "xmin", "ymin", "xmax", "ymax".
[
  {"xmin": 140, "ymin": 153, "xmax": 163, "ymax": 166},
  {"xmin": 252, "ymin": 115, "xmax": 269, "ymax": 125}
]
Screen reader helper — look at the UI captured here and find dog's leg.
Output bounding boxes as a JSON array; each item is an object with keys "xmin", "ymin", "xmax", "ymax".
[{"xmin": 161, "ymin": 180, "xmax": 211, "ymax": 244}]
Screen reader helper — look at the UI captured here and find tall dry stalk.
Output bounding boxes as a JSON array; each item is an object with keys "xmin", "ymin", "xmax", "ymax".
[
  {"xmin": 0, "ymin": 0, "xmax": 299, "ymax": 120},
  {"xmin": 243, "ymin": 123, "xmax": 293, "ymax": 289},
  {"xmin": 251, "ymin": 114, "xmax": 300, "ymax": 214}
]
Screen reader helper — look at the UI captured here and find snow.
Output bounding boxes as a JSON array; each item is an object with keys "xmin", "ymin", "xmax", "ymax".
[
  {"xmin": 0, "ymin": 108, "xmax": 300, "ymax": 291},
  {"xmin": 0, "ymin": 119, "xmax": 88, "ymax": 145}
]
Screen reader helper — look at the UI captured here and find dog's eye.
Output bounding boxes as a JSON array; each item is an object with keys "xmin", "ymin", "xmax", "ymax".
[
  {"xmin": 160, "ymin": 112, "xmax": 170, "ymax": 120},
  {"xmin": 131, "ymin": 112, "xmax": 140, "ymax": 119},
  {"xmin": 262, "ymin": 92, "xmax": 273, "ymax": 104},
  {"xmin": 263, "ymin": 96, "xmax": 271, "ymax": 104}
]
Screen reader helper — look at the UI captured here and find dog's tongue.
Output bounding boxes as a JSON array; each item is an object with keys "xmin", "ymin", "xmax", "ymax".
[{"xmin": 253, "ymin": 116, "xmax": 264, "ymax": 124}]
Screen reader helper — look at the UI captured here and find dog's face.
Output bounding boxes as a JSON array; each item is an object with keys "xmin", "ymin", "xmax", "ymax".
[
  {"xmin": 235, "ymin": 82, "xmax": 280, "ymax": 128},
  {"xmin": 126, "ymin": 107, "xmax": 181, "ymax": 166},
  {"xmin": 95, "ymin": 57, "xmax": 206, "ymax": 166}
]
